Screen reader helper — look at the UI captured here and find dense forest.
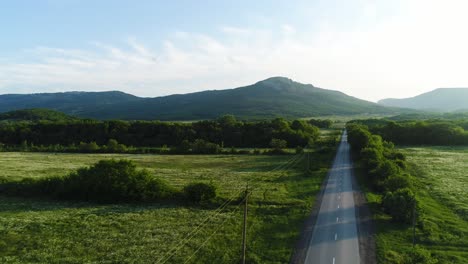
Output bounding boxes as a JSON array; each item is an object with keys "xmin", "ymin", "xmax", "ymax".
[
  {"xmin": 350, "ymin": 118, "xmax": 468, "ymax": 145},
  {"xmin": 0, "ymin": 114, "xmax": 322, "ymax": 150},
  {"xmin": 346, "ymin": 123, "xmax": 417, "ymax": 224}
]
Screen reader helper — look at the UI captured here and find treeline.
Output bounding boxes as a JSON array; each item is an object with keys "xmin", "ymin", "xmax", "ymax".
[
  {"xmin": 0, "ymin": 115, "xmax": 320, "ymax": 149},
  {"xmin": 308, "ymin": 118, "xmax": 333, "ymax": 128},
  {"xmin": 347, "ymin": 123, "xmax": 418, "ymax": 224},
  {"xmin": 0, "ymin": 138, "xmax": 300, "ymax": 155},
  {"xmin": 351, "ymin": 119, "xmax": 468, "ymax": 145}
]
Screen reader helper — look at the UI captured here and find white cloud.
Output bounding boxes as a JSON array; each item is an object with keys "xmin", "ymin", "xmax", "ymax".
[{"xmin": 1, "ymin": 0, "xmax": 468, "ymax": 101}]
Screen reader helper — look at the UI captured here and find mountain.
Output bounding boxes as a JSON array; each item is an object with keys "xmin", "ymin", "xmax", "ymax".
[
  {"xmin": 0, "ymin": 77, "xmax": 401, "ymax": 120},
  {"xmin": 0, "ymin": 109, "xmax": 81, "ymax": 122},
  {"xmin": 378, "ymin": 88, "xmax": 468, "ymax": 112}
]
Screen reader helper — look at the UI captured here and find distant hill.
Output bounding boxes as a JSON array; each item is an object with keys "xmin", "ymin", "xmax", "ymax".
[
  {"xmin": 0, "ymin": 77, "xmax": 402, "ymax": 120},
  {"xmin": 0, "ymin": 109, "xmax": 81, "ymax": 122},
  {"xmin": 378, "ymin": 88, "xmax": 468, "ymax": 112}
]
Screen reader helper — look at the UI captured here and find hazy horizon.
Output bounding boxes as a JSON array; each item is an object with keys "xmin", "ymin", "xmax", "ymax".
[{"xmin": 1, "ymin": 0, "xmax": 468, "ymax": 102}]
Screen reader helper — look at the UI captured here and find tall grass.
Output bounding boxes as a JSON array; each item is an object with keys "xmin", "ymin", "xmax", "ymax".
[
  {"xmin": 0, "ymin": 151, "xmax": 332, "ymax": 263},
  {"xmin": 357, "ymin": 147, "xmax": 468, "ymax": 263}
]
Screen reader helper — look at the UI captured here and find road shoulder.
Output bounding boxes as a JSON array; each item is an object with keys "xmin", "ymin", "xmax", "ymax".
[
  {"xmin": 289, "ymin": 170, "xmax": 330, "ymax": 264},
  {"xmin": 351, "ymin": 168, "xmax": 377, "ymax": 264}
]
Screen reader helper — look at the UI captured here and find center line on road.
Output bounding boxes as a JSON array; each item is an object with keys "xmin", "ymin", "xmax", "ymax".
[
  {"xmin": 337, "ymin": 205, "xmax": 340, "ymax": 209},
  {"xmin": 333, "ymin": 257, "xmax": 335, "ymax": 264},
  {"xmin": 334, "ymin": 233, "xmax": 337, "ymax": 240},
  {"xmin": 336, "ymin": 217, "xmax": 339, "ymax": 222}
]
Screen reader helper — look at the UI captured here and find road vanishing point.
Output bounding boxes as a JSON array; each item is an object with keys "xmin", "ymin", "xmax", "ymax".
[{"xmin": 304, "ymin": 130, "xmax": 361, "ymax": 264}]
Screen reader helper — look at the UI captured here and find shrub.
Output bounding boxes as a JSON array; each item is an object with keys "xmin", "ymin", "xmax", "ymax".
[
  {"xmin": 383, "ymin": 174, "xmax": 413, "ymax": 192},
  {"xmin": 191, "ymin": 139, "xmax": 221, "ymax": 154},
  {"xmin": 406, "ymin": 246, "xmax": 438, "ymax": 264},
  {"xmin": 106, "ymin": 139, "xmax": 127, "ymax": 153},
  {"xmin": 79, "ymin": 141, "xmax": 100, "ymax": 152},
  {"xmin": 0, "ymin": 159, "xmax": 175, "ymax": 203},
  {"xmin": 382, "ymin": 188, "xmax": 418, "ymax": 224},
  {"xmin": 270, "ymin": 138, "xmax": 287, "ymax": 150},
  {"xmin": 183, "ymin": 182, "xmax": 217, "ymax": 204}
]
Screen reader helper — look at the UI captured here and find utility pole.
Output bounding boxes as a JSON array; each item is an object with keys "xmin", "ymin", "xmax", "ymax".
[
  {"xmin": 241, "ymin": 185, "xmax": 249, "ymax": 264},
  {"xmin": 412, "ymin": 196, "xmax": 416, "ymax": 248}
]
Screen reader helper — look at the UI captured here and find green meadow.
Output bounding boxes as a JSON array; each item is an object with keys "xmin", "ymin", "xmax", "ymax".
[
  {"xmin": 0, "ymin": 152, "xmax": 331, "ymax": 263},
  {"xmin": 360, "ymin": 147, "xmax": 468, "ymax": 263}
]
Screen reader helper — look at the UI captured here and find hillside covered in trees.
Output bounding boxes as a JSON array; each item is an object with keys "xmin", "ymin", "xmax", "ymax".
[
  {"xmin": 0, "ymin": 77, "xmax": 402, "ymax": 120},
  {"xmin": 0, "ymin": 109, "xmax": 80, "ymax": 122}
]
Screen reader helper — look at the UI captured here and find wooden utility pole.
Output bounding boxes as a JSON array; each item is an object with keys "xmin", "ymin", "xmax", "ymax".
[
  {"xmin": 412, "ymin": 196, "xmax": 416, "ymax": 248},
  {"xmin": 241, "ymin": 185, "xmax": 249, "ymax": 264}
]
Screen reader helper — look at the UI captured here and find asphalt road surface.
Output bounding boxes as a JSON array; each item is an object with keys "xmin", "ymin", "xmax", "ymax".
[{"xmin": 304, "ymin": 130, "xmax": 360, "ymax": 264}]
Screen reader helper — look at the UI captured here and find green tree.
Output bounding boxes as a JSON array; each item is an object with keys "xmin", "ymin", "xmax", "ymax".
[
  {"xmin": 58, "ymin": 159, "xmax": 174, "ymax": 202},
  {"xmin": 382, "ymin": 188, "xmax": 418, "ymax": 224},
  {"xmin": 270, "ymin": 138, "xmax": 287, "ymax": 150}
]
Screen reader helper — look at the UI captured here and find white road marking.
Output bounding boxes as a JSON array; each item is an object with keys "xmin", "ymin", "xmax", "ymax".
[
  {"xmin": 335, "ymin": 233, "xmax": 337, "ymax": 240},
  {"xmin": 333, "ymin": 257, "xmax": 336, "ymax": 264},
  {"xmin": 338, "ymin": 195, "xmax": 341, "ymax": 199},
  {"xmin": 337, "ymin": 205, "xmax": 340, "ymax": 209},
  {"xmin": 336, "ymin": 217, "xmax": 339, "ymax": 223}
]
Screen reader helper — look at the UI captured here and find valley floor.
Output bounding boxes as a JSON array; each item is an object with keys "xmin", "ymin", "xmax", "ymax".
[{"xmin": 0, "ymin": 152, "xmax": 331, "ymax": 263}]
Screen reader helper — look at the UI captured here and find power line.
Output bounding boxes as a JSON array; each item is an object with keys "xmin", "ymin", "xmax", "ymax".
[
  {"xmin": 155, "ymin": 190, "xmax": 245, "ymax": 264},
  {"xmin": 183, "ymin": 198, "xmax": 245, "ymax": 264},
  {"xmin": 156, "ymin": 152, "xmax": 306, "ymax": 263}
]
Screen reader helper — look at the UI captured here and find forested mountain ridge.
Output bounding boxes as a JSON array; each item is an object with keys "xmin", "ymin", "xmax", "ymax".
[
  {"xmin": 0, "ymin": 77, "xmax": 401, "ymax": 120},
  {"xmin": 378, "ymin": 88, "xmax": 468, "ymax": 112},
  {"xmin": 0, "ymin": 109, "xmax": 81, "ymax": 122}
]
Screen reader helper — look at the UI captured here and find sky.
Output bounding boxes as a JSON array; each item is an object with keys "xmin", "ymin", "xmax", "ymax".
[{"xmin": 1, "ymin": 0, "xmax": 468, "ymax": 102}]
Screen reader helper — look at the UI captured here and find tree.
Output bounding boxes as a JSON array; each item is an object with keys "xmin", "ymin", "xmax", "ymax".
[
  {"xmin": 57, "ymin": 159, "xmax": 174, "ymax": 202},
  {"xmin": 270, "ymin": 138, "xmax": 287, "ymax": 150},
  {"xmin": 382, "ymin": 188, "xmax": 418, "ymax": 224},
  {"xmin": 217, "ymin": 115, "xmax": 237, "ymax": 127},
  {"xmin": 191, "ymin": 139, "xmax": 221, "ymax": 154}
]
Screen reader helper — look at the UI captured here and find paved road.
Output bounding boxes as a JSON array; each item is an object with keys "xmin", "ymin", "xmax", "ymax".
[{"xmin": 304, "ymin": 130, "xmax": 360, "ymax": 264}]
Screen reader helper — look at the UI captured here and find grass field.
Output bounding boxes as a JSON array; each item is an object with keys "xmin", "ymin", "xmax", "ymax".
[
  {"xmin": 358, "ymin": 146, "xmax": 468, "ymax": 263},
  {"xmin": 0, "ymin": 151, "xmax": 332, "ymax": 263},
  {"xmin": 402, "ymin": 147, "xmax": 468, "ymax": 221}
]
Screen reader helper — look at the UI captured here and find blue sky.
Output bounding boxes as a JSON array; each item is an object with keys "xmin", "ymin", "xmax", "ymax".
[{"xmin": 1, "ymin": 0, "xmax": 468, "ymax": 101}]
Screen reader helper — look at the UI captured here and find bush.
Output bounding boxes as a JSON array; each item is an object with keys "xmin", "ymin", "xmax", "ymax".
[
  {"xmin": 183, "ymin": 182, "xmax": 217, "ymax": 204},
  {"xmin": 79, "ymin": 141, "xmax": 100, "ymax": 152},
  {"xmin": 383, "ymin": 174, "xmax": 413, "ymax": 192},
  {"xmin": 406, "ymin": 246, "xmax": 438, "ymax": 264},
  {"xmin": 191, "ymin": 139, "xmax": 221, "ymax": 154},
  {"xmin": 106, "ymin": 139, "xmax": 127, "ymax": 153},
  {"xmin": 270, "ymin": 138, "xmax": 287, "ymax": 150},
  {"xmin": 382, "ymin": 188, "xmax": 418, "ymax": 224},
  {"xmin": 0, "ymin": 159, "xmax": 176, "ymax": 203}
]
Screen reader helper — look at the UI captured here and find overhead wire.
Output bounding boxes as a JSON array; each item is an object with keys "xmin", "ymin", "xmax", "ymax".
[{"xmin": 156, "ymin": 148, "xmax": 308, "ymax": 263}]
